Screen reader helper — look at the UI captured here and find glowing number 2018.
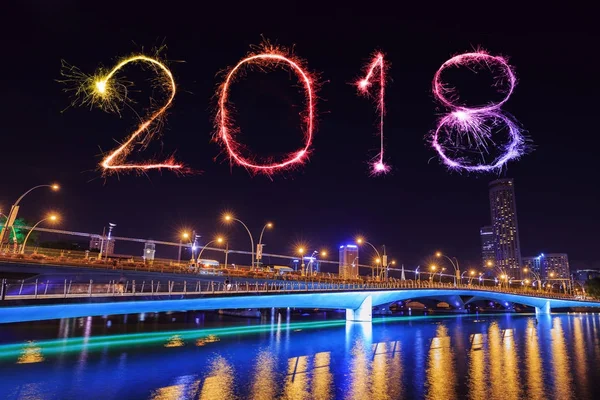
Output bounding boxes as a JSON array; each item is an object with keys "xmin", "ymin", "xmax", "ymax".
[
  {"xmin": 216, "ymin": 49, "xmax": 316, "ymax": 175},
  {"xmin": 357, "ymin": 52, "xmax": 389, "ymax": 175}
]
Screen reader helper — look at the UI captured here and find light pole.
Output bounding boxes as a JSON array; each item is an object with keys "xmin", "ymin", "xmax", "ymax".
[
  {"xmin": 356, "ymin": 237, "xmax": 382, "ymax": 279},
  {"xmin": 0, "ymin": 184, "xmax": 59, "ymax": 247},
  {"xmin": 429, "ymin": 265, "xmax": 437, "ymax": 282},
  {"xmin": 298, "ymin": 247, "xmax": 306, "ymax": 276},
  {"xmin": 435, "ymin": 251, "xmax": 460, "ymax": 286},
  {"xmin": 196, "ymin": 237, "xmax": 224, "ymax": 270},
  {"xmin": 439, "ymin": 267, "xmax": 446, "ymax": 283},
  {"xmin": 0, "ymin": 212, "xmax": 18, "ymax": 252},
  {"xmin": 177, "ymin": 232, "xmax": 190, "ymax": 264},
  {"xmin": 21, "ymin": 214, "xmax": 58, "ymax": 254},
  {"xmin": 256, "ymin": 222, "xmax": 273, "ymax": 268},
  {"xmin": 350, "ymin": 256, "xmax": 359, "ymax": 279},
  {"xmin": 523, "ymin": 267, "xmax": 542, "ymax": 292},
  {"xmin": 224, "ymin": 214, "xmax": 254, "ymax": 269},
  {"xmin": 415, "ymin": 265, "xmax": 421, "ymax": 281}
]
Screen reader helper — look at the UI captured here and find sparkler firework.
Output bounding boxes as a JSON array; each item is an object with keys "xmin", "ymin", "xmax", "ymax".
[
  {"xmin": 216, "ymin": 45, "xmax": 316, "ymax": 175},
  {"xmin": 431, "ymin": 50, "xmax": 526, "ymax": 172},
  {"xmin": 356, "ymin": 52, "xmax": 389, "ymax": 175},
  {"xmin": 61, "ymin": 54, "xmax": 183, "ymax": 174}
]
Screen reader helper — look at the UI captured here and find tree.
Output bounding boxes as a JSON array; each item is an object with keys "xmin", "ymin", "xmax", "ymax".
[
  {"xmin": 585, "ymin": 278, "xmax": 600, "ymax": 299},
  {"xmin": 0, "ymin": 218, "xmax": 39, "ymax": 244}
]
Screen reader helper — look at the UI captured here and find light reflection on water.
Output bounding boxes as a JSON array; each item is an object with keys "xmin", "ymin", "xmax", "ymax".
[{"xmin": 1, "ymin": 313, "xmax": 600, "ymax": 399}]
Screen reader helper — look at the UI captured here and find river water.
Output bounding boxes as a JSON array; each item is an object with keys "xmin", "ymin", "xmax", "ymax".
[{"xmin": 0, "ymin": 311, "xmax": 599, "ymax": 399}]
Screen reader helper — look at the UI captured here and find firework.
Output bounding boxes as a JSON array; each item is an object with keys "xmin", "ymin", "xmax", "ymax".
[
  {"xmin": 61, "ymin": 54, "xmax": 183, "ymax": 174},
  {"xmin": 216, "ymin": 45, "xmax": 316, "ymax": 175},
  {"xmin": 431, "ymin": 50, "xmax": 526, "ymax": 172},
  {"xmin": 356, "ymin": 52, "xmax": 389, "ymax": 175}
]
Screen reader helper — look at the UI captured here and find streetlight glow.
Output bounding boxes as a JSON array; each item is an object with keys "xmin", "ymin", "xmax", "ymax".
[
  {"xmin": 355, "ymin": 237, "xmax": 364, "ymax": 244},
  {"xmin": 51, "ymin": 184, "xmax": 60, "ymax": 191},
  {"xmin": 320, "ymin": 250, "xmax": 327, "ymax": 257},
  {"xmin": 435, "ymin": 251, "xmax": 442, "ymax": 257}
]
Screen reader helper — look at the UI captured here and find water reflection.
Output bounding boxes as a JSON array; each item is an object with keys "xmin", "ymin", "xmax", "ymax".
[
  {"xmin": 250, "ymin": 350, "xmax": 278, "ymax": 400},
  {"xmin": 2, "ymin": 314, "xmax": 600, "ymax": 400},
  {"xmin": 572, "ymin": 317, "xmax": 589, "ymax": 399},
  {"xmin": 524, "ymin": 318, "xmax": 544, "ymax": 400},
  {"xmin": 16, "ymin": 341, "xmax": 44, "ymax": 364},
  {"xmin": 467, "ymin": 333, "xmax": 487, "ymax": 400},
  {"xmin": 150, "ymin": 375, "xmax": 200, "ymax": 400},
  {"xmin": 426, "ymin": 324, "xmax": 456, "ymax": 400},
  {"xmin": 199, "ymin": 356, "xmax": 236, "ymax": 400},
  {"xmin": 550, "ymin": 317, "xmax": 573, "ymax": 400}
]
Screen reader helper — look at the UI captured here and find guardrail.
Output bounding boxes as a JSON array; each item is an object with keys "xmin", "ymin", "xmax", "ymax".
[{"xmin": 0, "ymin": 278, "xmax": 596, "ymax": 303}]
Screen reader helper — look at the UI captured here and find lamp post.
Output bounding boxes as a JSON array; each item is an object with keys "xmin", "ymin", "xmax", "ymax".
[
  {"xmin": 21, "ymin": 214, "xmax": 58, "ymax": 254},
  {"xmin": 0, "ymin": 184, "xmax": 59, "ymax": 247},
  {"xmin": 298, "ymin": 247, "xmax": 306, "ymax": 276},
  {"xmin": 196, "ymin": 237, "xmax": 224, "ymax": 270},
  {"xmin": 523, "ymin": 267, "xmax": 542, "ymax": 292},
  {"xmin": 356, "ymin": 237, "xmax": 382, "ymax": 279},
  {"xmin": 0, "ymin": 212, "xmax": 18, "ymax": 252},
  {"xmin": 439, "ymin": 267, "xmax": 446, "ymax": 283},
  {"xmin": 429, "ymin": 265, "xmax": 437, "ymax": 282},
  {"xmin": 415, "ymin": 265, "xmax": 421, "ymax": 281},
  {"xmin": 177, "ymin": 232, "xmax": 190, "ymax": 264},
  {"xmin": 349, "ymin": 256, "xmax": 359, "ymax": 279},
  {"xmin": 224, "ymin": 214, "xmax": 254, "ymax": 269},
  {"xmin": 256, "ymin": 222, "xmax": 273, "ymax": 268},
  {"xmin": 435, "ymin": 252, "xmax": 460, "ymax": 286}
]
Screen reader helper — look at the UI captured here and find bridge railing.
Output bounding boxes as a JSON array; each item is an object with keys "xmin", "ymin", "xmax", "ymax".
[{"xmin": 0, "ymin": 278, "xmax": 596, "ymax": 303}]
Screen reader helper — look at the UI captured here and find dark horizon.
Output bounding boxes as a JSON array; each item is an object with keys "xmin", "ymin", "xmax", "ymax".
[{"xmin": 1, "ymin": 2, "xmax": 599, "ymax": 270}]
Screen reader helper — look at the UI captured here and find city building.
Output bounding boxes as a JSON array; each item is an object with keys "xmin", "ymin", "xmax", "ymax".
[
  {"xmin": 522, "ymin": 255, "xmax": 542, "ymax": 275},
  {"xmin": 339, "ymin": 244, "xmax": 359, "ymax": 278},
  {"xmin": 143, "ymin": 241, "xmax": 156, "ymax": 263},
  {"xmin": 488, "ymin": 178, "xmax": 522, "ymax": 279},
  {"xmin": 480, "ymin": 225, "xmax": 495, "ymax": 267},
  {"xmin": 541, "ymin": 253, "xmax": 570, "ymax": 280},
  {"xmin": 89, "ymin": 235, "xmax": 115, "ymax": 256},
  {"xmin": 573, "ymin": 269, "xmax": 600, "ymax": 282}
]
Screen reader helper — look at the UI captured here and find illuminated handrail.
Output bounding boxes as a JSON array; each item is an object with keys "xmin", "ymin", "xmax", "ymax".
[{"xmin": 0, "ymin": 278, "xmax": 596, "ymax": 303}]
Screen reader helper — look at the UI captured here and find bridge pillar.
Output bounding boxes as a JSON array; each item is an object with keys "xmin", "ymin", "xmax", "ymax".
[
  {"xmin": 346, "ymin": 295, "xmax": 372, "ymax": 322},
  {"xmin": 535, "ymin": 301, "xmax": 551, "ymax": 315}
]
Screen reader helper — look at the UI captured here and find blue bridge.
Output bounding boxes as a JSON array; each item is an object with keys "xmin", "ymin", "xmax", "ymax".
[{"xmin": 2, "ymin": 279, "xmax": 600, "ymax": 324}]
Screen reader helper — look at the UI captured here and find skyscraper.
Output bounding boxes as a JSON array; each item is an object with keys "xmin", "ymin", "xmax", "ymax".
[
  {"xmin": 489, "ymin": 178, "xmax": 522, "ymax": 279},
  {"xmin": 480, "ymin": 225, "xmax": 495, "ymax": 268},
  {"xmin": 339, "ymin": 245, "xmax": 359, "ymax": 278},
  {"xmin": 541, "ymin": 253, "xmax": 570, "ymax": 280}
]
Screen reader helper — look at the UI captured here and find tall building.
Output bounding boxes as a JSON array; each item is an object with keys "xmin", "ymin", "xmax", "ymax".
[
  {"xmin": 489, "ymin": 178, "xmax": 522, "ymax": 279},
  {"xmin": 89, "ymin": 235, "xmax": 115, "ymax": 255},
  {"xmin": 480, "ymin": 225, "xmax": 495, "ymax": 267},
  {"xmin": 339, "ymin": 245, "xmax": 359, "ymax": 278},
  {"xmin": 522, "ymin": 256, "xmax": 541, "ymax": 275},
  {"xmin": 541, "ymin": 253, "xmax": 570, "ymax": 280}
]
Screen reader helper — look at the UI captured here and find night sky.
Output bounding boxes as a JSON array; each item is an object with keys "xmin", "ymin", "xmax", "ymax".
[{"xmin": 2, "ymin": 2, "xmax": 599, "ymax": 269}]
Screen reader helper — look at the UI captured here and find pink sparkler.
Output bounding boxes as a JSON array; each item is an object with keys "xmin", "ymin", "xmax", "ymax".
[
  {"xmin": 216, "ymin": 45, "xmax": 316, "ymax": 175},
  {"xmin": 430, "ymin": 50, "xmax": 526, "ymax": 172},
  {"xmin": 356, "ymin": 52, "xmax": 389, "ymax": 175}
]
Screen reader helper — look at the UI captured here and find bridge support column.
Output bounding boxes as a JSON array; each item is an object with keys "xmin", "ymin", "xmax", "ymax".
[
  {"xmin": 346, "ymin": 295, "xmax": 372, "ymax": 322},
  {"xmin": 535, "ymin": 301, "xmax": 551, "ymax": 315}
]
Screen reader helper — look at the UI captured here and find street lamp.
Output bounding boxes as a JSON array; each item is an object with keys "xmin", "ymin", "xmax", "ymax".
[
  {"xmin": 256, "ymin": 222, "xmax": 273, "ymax": 267},
  {"xmin": 298, "ymin": 247, "xmax": 306, "ymax": 275},
  {"xmin": 223, "ymin": 213, "xmax": 255, "ymax": 269},
  {"xmin": 523, "ymin": 267, "xmax": 542, "ymax": 292},
  {"xmin": 21, "ymin": 214, "xmax": 59, "ymax": 254},
  {"xmin": 429, "ymin": 265, "xmax": 437, "ymax": 281},
  {"xmin": 177, "ymin": 232, "xmax": 191, "ymax": 264},
  {"xmin": 196, "ymin": 237, "xmax": 225, "ymax": 270},
  {"xmin": 435, "ymin": 251, "xmax": 460, "ymax": 285},
  {"xmin": 356, "ymin": 237, "xmax": 382, "ymax": 279},
  {"xmin": 0, "ymin": 212, "xmax": 18, "ymax": 251},
  {"xmin": 0, "ymin": 184, "xmax": 60, "ymax": 247}
]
